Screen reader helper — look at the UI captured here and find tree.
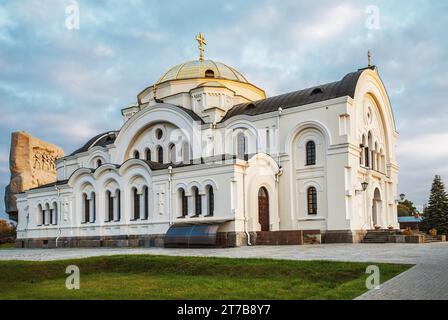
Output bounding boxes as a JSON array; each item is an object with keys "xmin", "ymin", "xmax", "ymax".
[
  {"xmin": 422, "ymin": 175, "xmax": 448, "ymax": 235},
  {"xmin": 397, "ymin": 199, "xmax": 418, "ymax": 217},
  {"xmin": 0, "ymin": 220, "xmax": 16, "ymax": 244}
]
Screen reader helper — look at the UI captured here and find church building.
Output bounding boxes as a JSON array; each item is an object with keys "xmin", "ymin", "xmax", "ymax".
[{"xmin": 15, "ymin": 35, "xmax": 399, "ymax": 247}]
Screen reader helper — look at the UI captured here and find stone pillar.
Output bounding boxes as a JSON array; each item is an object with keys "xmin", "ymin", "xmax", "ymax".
[
  {"xmin": 201, "ymin": 193, "xmax": 208, "ymax": 216},
  {"xmin": 113, "ymin": 195, "xmax": 119, "ymax": 221},
  {"xmin": 187, "ymin": 195, "xmax": 193, "ymax": 216},
  {"xmin": 89, "ymin": 198, "xmax": 95, "ymax": 223},
  {"xmin": 45, "ymin": 209, "xmax": 50, "ymax": 225},
  {"xmin": 139, "ymin": 193, "xmax": 144, "ymax": 220}
]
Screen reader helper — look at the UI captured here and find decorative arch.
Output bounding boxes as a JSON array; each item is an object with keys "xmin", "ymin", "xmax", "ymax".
[
  {"xmin": 224, "ymin": 120, "xmax": 260, "ymax": 156},
  {"xmin": 353, "ymin": 69, "xmax": 398, "ymax": 164},
  {"xmin": 285, "ymin": 121, "xmax": 332, "ymax": 155},
  {"xmin": 113, "ymin": 104, "xmax": 203, "ymax": 164}
]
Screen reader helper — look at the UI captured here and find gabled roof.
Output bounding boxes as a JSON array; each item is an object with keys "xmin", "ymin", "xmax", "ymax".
[{"xmin": 221, "ymin": 66, "xmax": 374, "ymax": 122}]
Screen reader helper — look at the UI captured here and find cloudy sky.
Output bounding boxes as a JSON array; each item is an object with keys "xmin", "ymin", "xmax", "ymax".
[{"xmin": 1, "ymin": 0, "xmax": 447, "ymax": 219}]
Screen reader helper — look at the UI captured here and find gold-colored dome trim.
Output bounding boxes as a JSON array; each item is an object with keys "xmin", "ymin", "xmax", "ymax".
[{"xmin": 155, "ymin": 60, "xmax": 249, "ymax": 85}]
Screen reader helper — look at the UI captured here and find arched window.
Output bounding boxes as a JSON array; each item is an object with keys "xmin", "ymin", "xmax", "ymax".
[
  {"xmin": 157, "ymin": 146, "xmax": 164, "ymax": 163},
  {"xmin": 205, "ymin": 69, "xmax": 215, "ymax": 78},
  {"xmin": 82, "ymin": 193, "xmax": 90, "ymax": 223},
  {"xmin": 156, "ymin": 128, "xmax": 163, "ymax": 140},
  {"xmin": 366, "ymin": 132, "xmax": 372, "ymax": 168},
  {"xmin": 143, "ymin": 186, "xmax": 149, "ymax": 220},
  {"xmin": 90, "ymin": 192, "xmax": 96, "ymax": 223},
  {"xmin": 133, "ymin": 150, "xmax": 140, "ymax": 159},
  {"xmin": 132, "ymin": 188, "xmax": 140, "ymax": 220},
  {"xmin": 206, "ymin": 185, "xmax": 214, "ymax": 216},
  {"xmin": 169, "ymin": 143, "xmax": 176, "ymax": 163},
  {"xmin": 106, "ymin": 190, "xmax": 114, "ymax": 222},
  {"xmin": 37, "ymin": 204, "xmax": 43, "ymax": 226},
  {"xmin": 179, "ymin": 188, "xmax": 187, "ymax": 217},
  {"xmin": 237, "ymin": 132, "xmax": 247, "ymax": 159},
  {"xmin": 51, "ymin": 202, "xmax": 58, "ymax": 225},
  {"xmin": 96, "ymin": 159, "xmax": 102, "ymax": 168},
  {"xmin": 145, "ymin": 149, "xmax": 151, "ymax": 161},
  {"xmin": 116, "ymin": 190, "xmax": 121, "ymax": 221},
  {"xmin": 193, "ymin": 187, "xmax": 201, "ymax": 216},
  {"xmin": 307, "ymin": 187, "xmax": 318, "ymax": 215},
  {"xmin": 258, "ymin": 187, "xmax": 270, "ymax": 231},
  {"xmin": 306, "ymin": 141, "xmax": 316, "ymax": 166}
]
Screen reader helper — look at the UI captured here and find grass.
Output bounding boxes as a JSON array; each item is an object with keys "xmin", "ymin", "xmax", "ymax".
[
  {"xmin": 0, "ymin": 255, "xmax": 410, "ymax": 300},
  {"xmin": 0, "ymin": 243, "xmax": 15, "ymax": 249}
]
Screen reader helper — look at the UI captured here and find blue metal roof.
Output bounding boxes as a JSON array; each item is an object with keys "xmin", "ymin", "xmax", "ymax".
[{"xmin": 398, "ymin": 216, "xmax": 423, "ymax": 223}]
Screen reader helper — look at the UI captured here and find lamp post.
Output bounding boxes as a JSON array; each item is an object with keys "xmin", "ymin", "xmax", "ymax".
[{"xmin": 355, "ymin": 181, "xmax": 369, "ymax": 195}]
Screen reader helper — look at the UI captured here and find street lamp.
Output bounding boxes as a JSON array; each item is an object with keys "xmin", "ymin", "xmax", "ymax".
[
  {"xmin": 399, "ymin": 193, "xmax": 406, "ymax": 201},
  {"xmin": 355, "ymin": 182, "xmax": 369, "ymax": 195},
  {"xmin": 361, "ymin": 182, "xmax": 369, "ymax": 191}
]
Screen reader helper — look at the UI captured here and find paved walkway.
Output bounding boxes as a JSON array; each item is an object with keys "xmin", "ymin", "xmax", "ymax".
[{"xmin": 1, "ymin": 242, "xmax": 447, "ymax": 299}]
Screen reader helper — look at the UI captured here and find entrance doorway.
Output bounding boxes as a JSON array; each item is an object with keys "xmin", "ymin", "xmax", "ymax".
[
  {"xmin": 372, "ymin": 188, "xmax": 382, "ymax": 227},
  {"xmin": 258, "ymin": 187, "xmax": 270, "ymax": 231}
]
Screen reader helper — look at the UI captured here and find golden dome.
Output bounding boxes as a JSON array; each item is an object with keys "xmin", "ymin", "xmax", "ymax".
[{"xmin": 156, "ymin": 60, "xmax": 249, "ymax": 84}]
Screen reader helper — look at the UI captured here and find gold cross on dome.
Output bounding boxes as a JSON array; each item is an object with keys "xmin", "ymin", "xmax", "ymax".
[
  {"xmin": 367, "ymin": 50, "xmax": 372, "ymax": 67},
  {"xmin": 196, "ymin": 32, "xmax": 207, "ymax": 62}
]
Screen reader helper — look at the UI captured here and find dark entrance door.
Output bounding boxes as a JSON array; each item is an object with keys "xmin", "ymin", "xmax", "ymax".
[{"xmin": 258, "ymin": 187, "xmax": 270, "ymax": 231}]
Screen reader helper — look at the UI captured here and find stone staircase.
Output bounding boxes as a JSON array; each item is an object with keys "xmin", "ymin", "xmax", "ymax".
[
  {"xmin": 424, "ymin": 235, "xmax": 442, "ymax": 243},
  {"xmin": 362, "ymin": 230, "xmax": 399, "ymax": 243}
]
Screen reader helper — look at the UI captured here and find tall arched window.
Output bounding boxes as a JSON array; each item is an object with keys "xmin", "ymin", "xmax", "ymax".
[
  {"xmin": 157, "ymin": 146, "xmax": 164, "ymax": 163},
  {"xmin": 133, "ymin": 150, "xmax": 140, "ymax": 159},
  {"xmin": 143, "ymin": 186, "xmax": 149, "ymax": 220},
  {"xmin": 307, "ymin": 187, "xmax": 318, "ymax": 215},
  {"xmin": 237, "ymin": 132, "xmax": 247, "ymax": 159},
  {"xmin": 132, "ymin": 188, "xmax": 140, "ymax": 220},
  {"xmin": 366, "ymin": 132, "xmax": 372, "ymax": 168},
  {"xmin": 106, "ymin": 190, "xmax": 113, "ymax": 222},
  {"xmin": 82, "ymin": 193, "xmax": 90, "ymax": 223},
  {"xmin": 179, "ymin": 188, "xmax": 187, "ymax": 217},
  {"xmin": 37, "ymin": 204, "xmax": 44, "ymax": 226},
  {"xmin": 206, "ymin": 185, "xmax": 214, "ymax": 216},
  {"xmin": 193, "ymin": 187, "xmax": 201, "ymax": 216},
  {"xmin": 169, "ymin": 143, "xmax": 176, "ymax": 163},
  {"xmin": 145, "ymin": 149, "xmax": 151, "ymax": 161},
  {"xmin": 306, "ymin": 141, "xmax": 316, "ymax": 166},
  {"xmin": 116, "ymin": 190, "xmax": 121, "ymax": 221}
]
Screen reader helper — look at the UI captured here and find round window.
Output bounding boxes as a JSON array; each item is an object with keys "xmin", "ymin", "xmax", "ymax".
[{"xmin": 156, "ymin": 128, "xmax": 163, "ymax": 140}]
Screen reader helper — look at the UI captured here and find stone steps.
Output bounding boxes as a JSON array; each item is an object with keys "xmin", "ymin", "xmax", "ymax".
[
  {"xmin": 361, "ymin": 229, "xmax": 400, "ymax": 244},
  {"xmin": 424, "ymin": 236, "xmax": 442, "ymax": 243}
]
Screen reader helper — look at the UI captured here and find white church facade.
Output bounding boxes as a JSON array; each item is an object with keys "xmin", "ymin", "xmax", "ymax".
[{"xmin": 15, "ymin": 37, "xmax": 399, "ymax": 247}]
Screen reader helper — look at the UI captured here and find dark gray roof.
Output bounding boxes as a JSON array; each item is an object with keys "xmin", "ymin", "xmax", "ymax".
[
  {"xmin": 175, "ymin": 105, "xmax": 205, "ymax": 124},
  {"xmin": 28, "ymin": 179, "xmax": 69, "ymax": 191},
  {"xmin": 221, "ymin": 67, "xmax": 374, "ymax": 122},
  {"xmin": 70, "ymin": 131, "xmax": 118, "ymax": 156}
]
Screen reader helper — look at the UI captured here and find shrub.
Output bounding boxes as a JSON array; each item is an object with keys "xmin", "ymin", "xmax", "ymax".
[{"xmin": 0, "ymin": 220, "xmax": 16, "ymax": 244}]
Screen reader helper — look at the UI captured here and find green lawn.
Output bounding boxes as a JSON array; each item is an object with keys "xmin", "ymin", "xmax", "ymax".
[{"xmin": 0, "ymin": 255, "xmax": 410, "ymax": 300}]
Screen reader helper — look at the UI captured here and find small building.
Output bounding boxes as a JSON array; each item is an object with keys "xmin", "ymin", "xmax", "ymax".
[{"xmin": 398, "ymin": 216, "xmax": 423, "ymax": 230}]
